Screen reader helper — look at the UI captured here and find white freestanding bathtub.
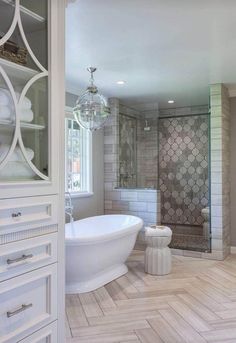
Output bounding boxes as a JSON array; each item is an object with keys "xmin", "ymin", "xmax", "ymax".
[{"xmin": 65, "ymin": 214, "xmax": 143, "ymax": 294}]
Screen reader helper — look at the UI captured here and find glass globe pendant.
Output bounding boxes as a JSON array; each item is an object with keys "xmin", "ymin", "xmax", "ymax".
[{"xmin": 73, "ymin": 67, "xmax": 110, "ymax": 131}]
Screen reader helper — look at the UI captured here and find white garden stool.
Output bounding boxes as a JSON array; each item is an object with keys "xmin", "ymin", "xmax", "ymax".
[{"xmin": 145, "ymin": 225, "xmax": 172, "ymax": 275}]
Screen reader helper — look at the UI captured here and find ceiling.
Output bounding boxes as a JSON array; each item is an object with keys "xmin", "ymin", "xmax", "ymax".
[{"xmin": 66, "ymin": 0, "xmax": 236, "ymax": 109}]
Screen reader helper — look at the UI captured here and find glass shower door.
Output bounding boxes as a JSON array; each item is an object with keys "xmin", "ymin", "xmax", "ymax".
[{"xmin": 159, "ymin": 114, "xmax": 211, "ymax": 252}]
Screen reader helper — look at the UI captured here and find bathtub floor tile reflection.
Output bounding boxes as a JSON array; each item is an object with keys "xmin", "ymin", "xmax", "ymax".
[{"xmin": 66, "ymin": 250, "xmax": 236, "ymax": 343}]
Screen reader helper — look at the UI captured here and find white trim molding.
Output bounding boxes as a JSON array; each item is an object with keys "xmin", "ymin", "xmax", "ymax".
[{"xmin": 65, "ymin": 107, "xmax": 93, "ymax": 196}]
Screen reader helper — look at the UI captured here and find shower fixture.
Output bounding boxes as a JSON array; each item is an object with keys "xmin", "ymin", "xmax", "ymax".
[{"xmin": 144, "ymin": 120, "xmax": 151, "ymax": 131}]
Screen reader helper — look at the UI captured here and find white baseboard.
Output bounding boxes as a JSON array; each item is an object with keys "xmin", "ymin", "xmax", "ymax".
[{"xmin": 231, "ymin": 246, "xmax": 236, "ymax": 254}]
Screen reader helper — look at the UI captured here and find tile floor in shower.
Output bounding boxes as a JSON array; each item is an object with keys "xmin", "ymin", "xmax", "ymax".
[{"xmin": 167, "ymin": 224, "xmax": 210, "ymax": 253}]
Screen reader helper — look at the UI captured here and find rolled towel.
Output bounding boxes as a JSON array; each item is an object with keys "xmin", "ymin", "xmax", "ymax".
[
  {"xmin": 0, "ymin": 144, "xmax": 34, "ymax": 163},
  {"xmin": 0, "ymin": 106, "xmax": 11, "ymax": 120}
]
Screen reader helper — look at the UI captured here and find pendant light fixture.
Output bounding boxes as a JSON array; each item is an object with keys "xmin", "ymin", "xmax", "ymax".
[{"xmin": 73, "ymin": 67, "xmax": 110, "ymax": 131}]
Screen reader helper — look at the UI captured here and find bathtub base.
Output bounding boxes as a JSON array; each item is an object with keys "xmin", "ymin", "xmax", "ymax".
[{"xmin": 66, "ymin": 264, "xmax": 128, "ymax": 294}]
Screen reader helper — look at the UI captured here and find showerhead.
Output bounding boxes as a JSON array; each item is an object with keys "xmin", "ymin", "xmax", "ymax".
[{"xmin": 144, "ymin": 120, "xmax": 151, "ymax": 131}]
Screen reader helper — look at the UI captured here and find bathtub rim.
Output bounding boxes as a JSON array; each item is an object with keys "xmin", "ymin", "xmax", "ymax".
[{"xmin": 65, "ymin": 214, "xmax": 143, "ymax": 246}]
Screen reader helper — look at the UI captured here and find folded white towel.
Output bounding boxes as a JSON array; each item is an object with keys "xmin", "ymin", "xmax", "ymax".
[
  {"xmin": 0, "ymin": 144, "xmax": 34, "ymax": 163},
  {"xmin": 13, "ymin": 146, "xmax": 34, "ymax": 161},
  {"xmin": 0, "ymin": 107, "xmax": 34, "ymax": 123},
  {"xmin": 20, "ymin": 109, "xmax": 33, "ymax": 123},
  {"xmin": 0, "ymin": 88, "xmax": 32, "ymax": 109},
  {"xmin": 0, "ymin": 89, "xmax": 33, "ymax": 122},
  {"xmin": 0, "ymin": 161, "xmax": 35, "ymax": 180},
  {"xmin": 15, "ymin": 92, "xmax": 32, "ymax": 110},
  {"xmin": 0, "ymin": 106, "xmax": 11, "ymax": 120},
  {"xmin": 0, "ymin": 89, "xmax": 9, "ymax": 106}
]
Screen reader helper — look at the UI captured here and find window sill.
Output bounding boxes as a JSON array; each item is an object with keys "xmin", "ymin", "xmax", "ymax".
[{"xmin": 69, "ymin": 191, "xmax": 94, "ymax": 199}]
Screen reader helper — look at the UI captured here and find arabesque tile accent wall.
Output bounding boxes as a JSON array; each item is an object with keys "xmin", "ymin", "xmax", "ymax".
[{"xmin": 159, "ymin": 114, "xmax": 209, "ymax": 226}]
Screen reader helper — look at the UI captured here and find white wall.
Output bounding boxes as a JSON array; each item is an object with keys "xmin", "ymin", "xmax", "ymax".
[
  {"xmin": 230, "ymin": 97, "xmax": 236, "ymax": 246},
  {"xmin": 66, "ymin": 92, "xmax": 104, "ymax": 220}
]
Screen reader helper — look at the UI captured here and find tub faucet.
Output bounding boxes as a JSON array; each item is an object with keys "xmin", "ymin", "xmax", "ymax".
[{"xmin": 65, "ymin": 191, "xmax": 74, "ymax": 223}]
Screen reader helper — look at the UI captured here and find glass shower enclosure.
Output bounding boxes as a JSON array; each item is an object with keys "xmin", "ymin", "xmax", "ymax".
[
  {"xmin": 158, "ymin": 113, "xmax": 211, "ymax": 252},
  {"xmin": 118, "ymin": 109, "xmax": 211, "ymax": 252}
]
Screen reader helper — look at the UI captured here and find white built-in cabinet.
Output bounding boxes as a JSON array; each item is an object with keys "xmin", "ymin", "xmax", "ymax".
[{"xmin": 0, "ymin": 1, "xmax": 65, "ymax": 343}]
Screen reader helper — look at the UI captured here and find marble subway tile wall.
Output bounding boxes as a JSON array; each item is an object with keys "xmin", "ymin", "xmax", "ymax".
[
  {"xmin": 210, "ymin": 84, "xmax": 231, "ymax": 260},
  {"xmin": 105, "ymin": 188, "xmax": 161, "ymax": 248},
  {"xmin": 105, "ymin": 189, "xmax": 161, "ymax": 224},
  {"xmin": 104, "ymin": 98, "xmax": 120, "ymax": 191}
]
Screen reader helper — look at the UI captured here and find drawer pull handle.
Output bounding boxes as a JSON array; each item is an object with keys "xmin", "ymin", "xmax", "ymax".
[
  {"xmin": 7, "ymin": 303, "xmax": 33, "ymax": 318},
  {"xmin": 12, "ymin": 212, "xmax": 22, "ymax": 218},
  {"xmin": 7, "ymin": 254, "xmax": 33, "ymax": 265}
]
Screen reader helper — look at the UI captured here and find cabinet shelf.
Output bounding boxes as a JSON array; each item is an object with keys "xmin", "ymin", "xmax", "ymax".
[
  {"xmin": 0, "ymin": 0, "xmax": 45, "ymax": 32},
  {"xmin": 0, "ymin": 58, "xmax": 38, "ymax": 83},
  {"xmin": 0, "ymin": 119, "xmax": 45, "ymax": 131}
]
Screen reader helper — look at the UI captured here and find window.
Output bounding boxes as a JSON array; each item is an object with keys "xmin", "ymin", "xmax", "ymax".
[{"xmin": 65, "ymin": 108, "xmax": 92, "ymax": 196}]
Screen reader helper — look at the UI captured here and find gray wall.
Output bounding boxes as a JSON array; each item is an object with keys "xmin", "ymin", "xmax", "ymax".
[
  {"xmin": 66, "ymin": 92, "xmax": 104, "ymax": 220},
  {"xmin": 230, "ymin": 97, "xmax": 236, "ymax": 246}
]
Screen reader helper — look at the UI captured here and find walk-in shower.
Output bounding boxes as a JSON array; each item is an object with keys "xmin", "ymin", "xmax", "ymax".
[{"xmin": 118, "ymin": 106, "xmax": 211, "ymax": 252}]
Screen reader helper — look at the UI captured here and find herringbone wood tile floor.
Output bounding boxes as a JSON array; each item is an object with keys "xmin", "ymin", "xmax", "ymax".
[{"xmin": 66, "ymin": 250, "xmax": 236, "ymax": 343}]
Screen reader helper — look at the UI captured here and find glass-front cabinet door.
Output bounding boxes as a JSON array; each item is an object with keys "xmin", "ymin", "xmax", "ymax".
[{"xmin": 0, "ymin": 0, "xmax": 60, "ymax": 197}]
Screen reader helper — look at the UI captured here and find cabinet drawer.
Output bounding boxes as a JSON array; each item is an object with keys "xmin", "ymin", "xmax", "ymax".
[
  {"xmin": 0, "ymin": 264, "xmax": 57, "ymax": 343},
  {"xmin": 0, "ymin": 195, "xmax": 58, "ymax": 234},
  {"xmin": 0, "ymin": 233, "xmax": 57, "ymax": 282},
  {"xmin": 18, "ymin": 321, "xmax": 57, "ymax": 343}
]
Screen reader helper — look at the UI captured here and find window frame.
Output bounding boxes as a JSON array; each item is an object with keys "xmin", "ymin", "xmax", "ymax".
[{"xmin": 65, "ymin": 106, "xmax": 93, "ymax": 198}]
